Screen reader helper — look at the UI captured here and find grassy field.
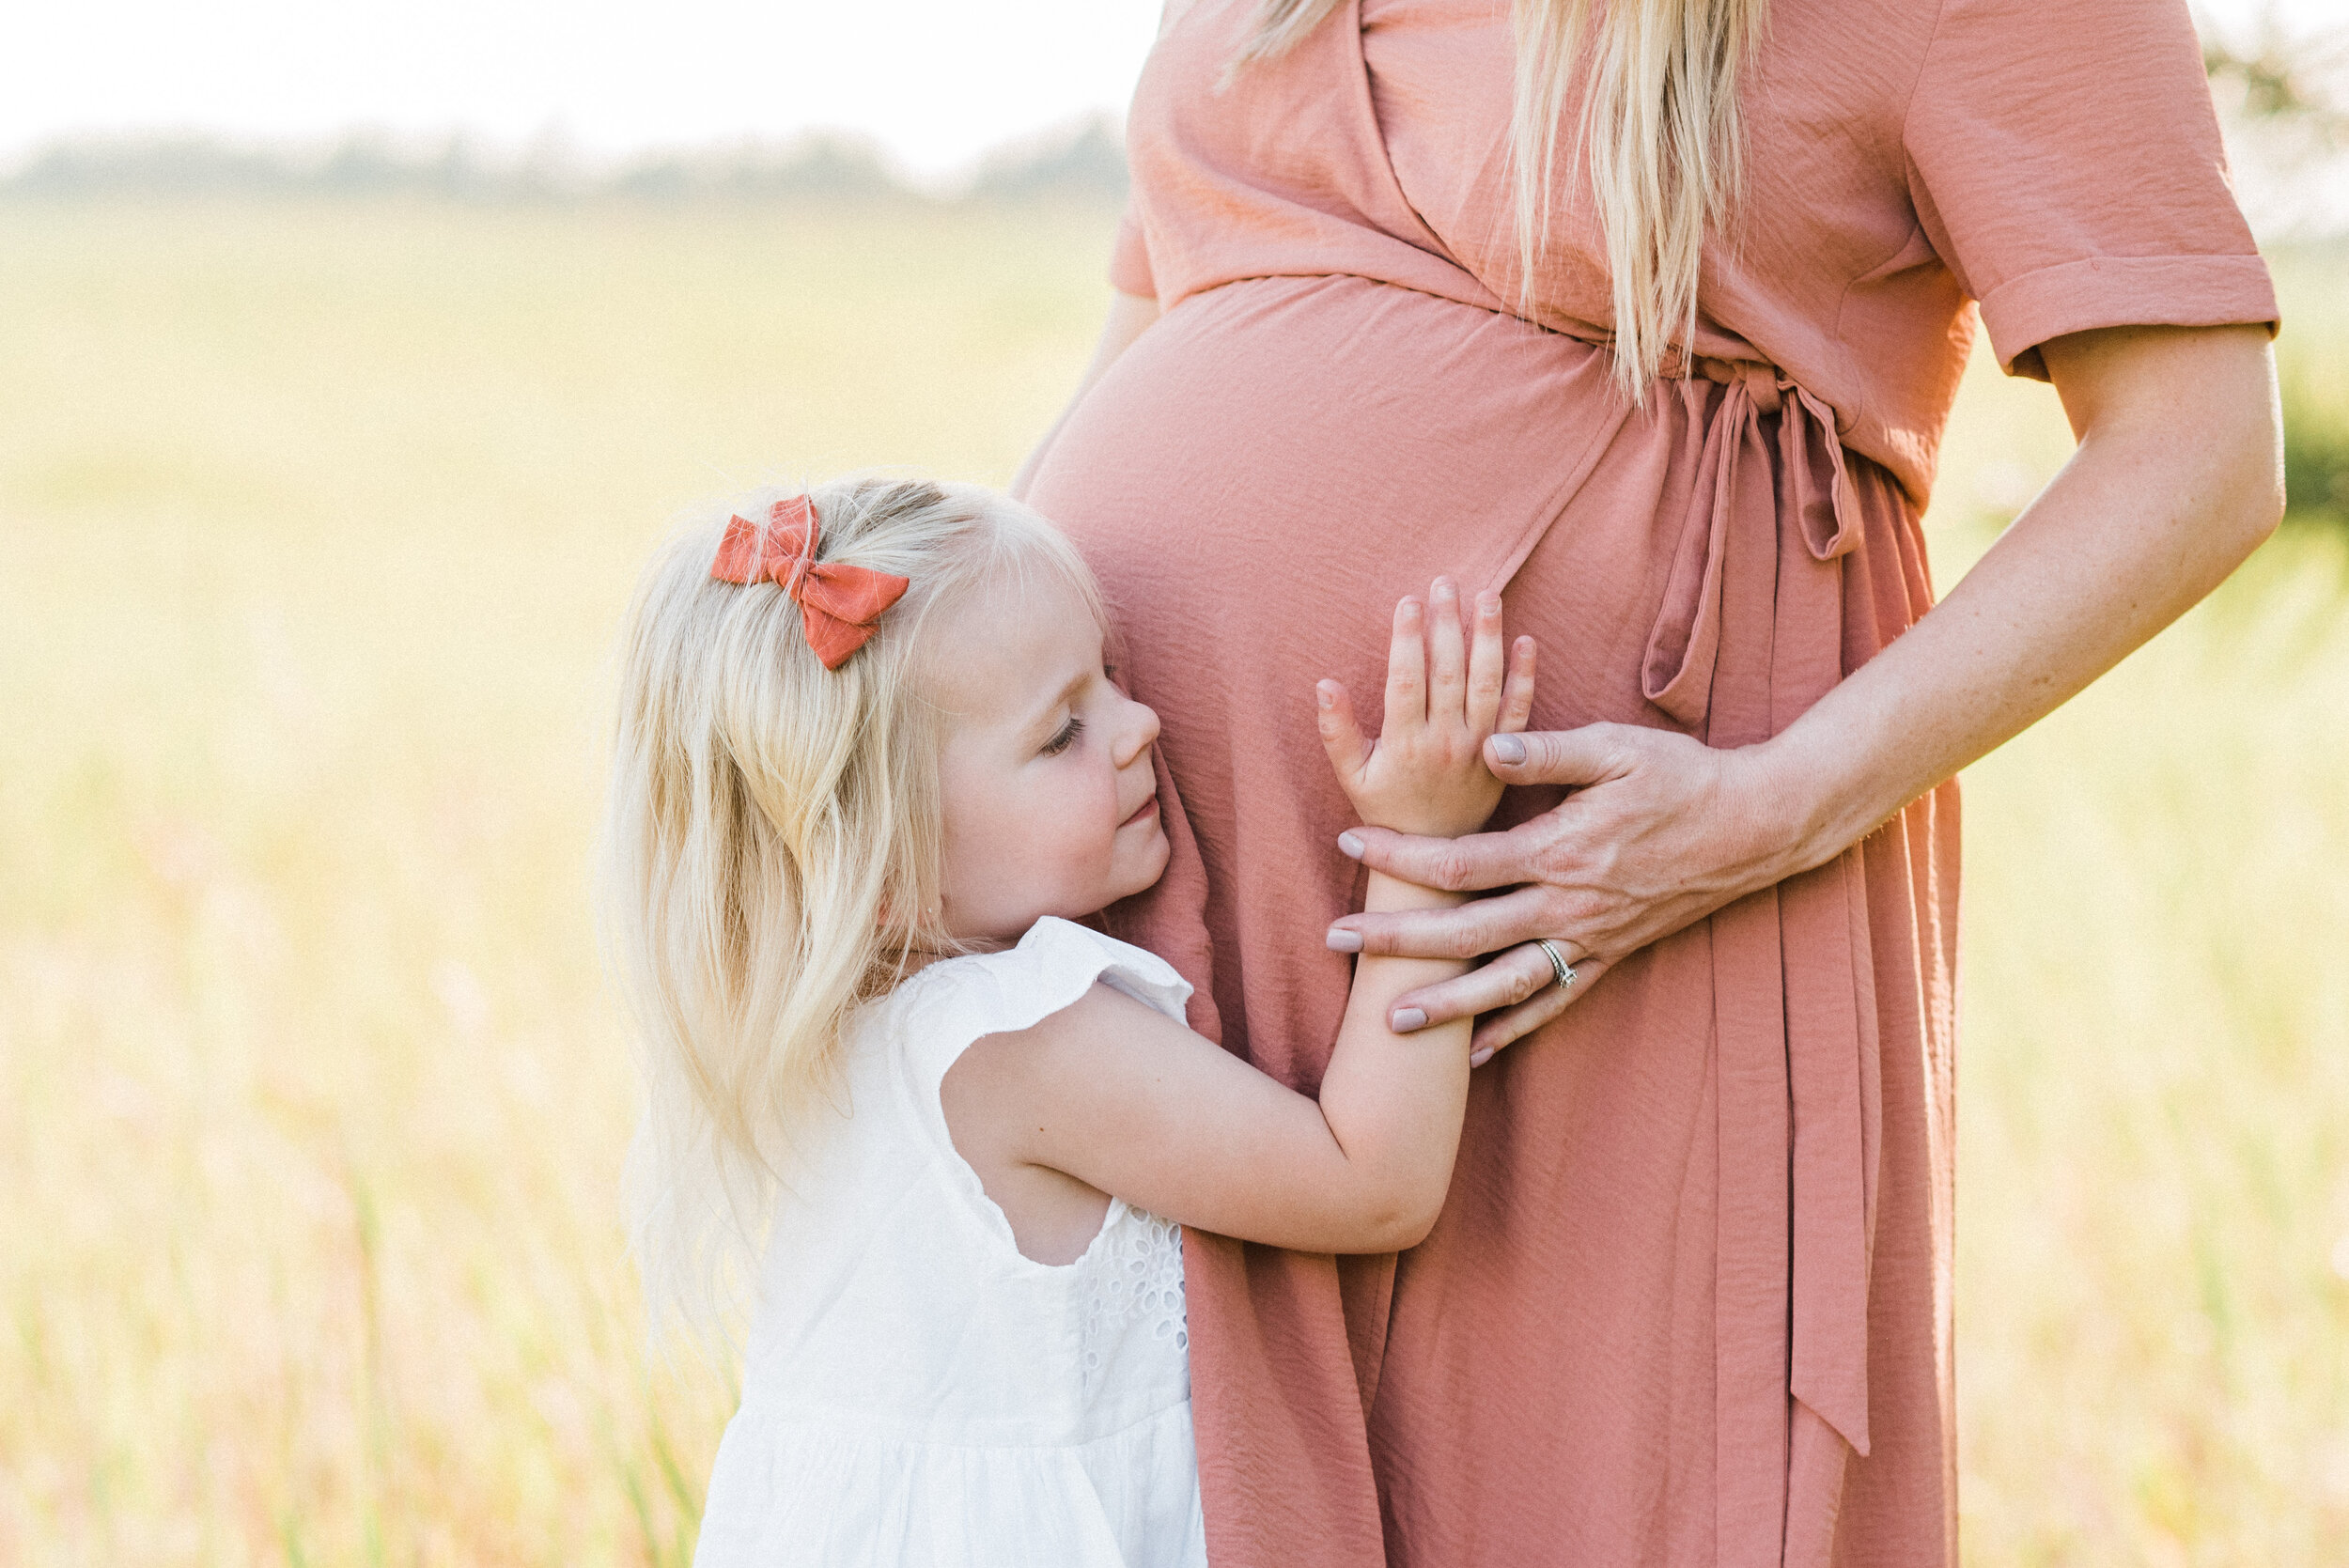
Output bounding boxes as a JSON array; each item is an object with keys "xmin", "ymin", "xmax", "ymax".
[{"xmin": 1, "ymin": 198, "xmax": 2343, "ymax": 1565}]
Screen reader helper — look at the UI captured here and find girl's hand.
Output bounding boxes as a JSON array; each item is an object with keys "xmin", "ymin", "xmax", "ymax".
[{"xmin": 1317, "ymin": 580, "xmax": 1536, "ymax": 841}]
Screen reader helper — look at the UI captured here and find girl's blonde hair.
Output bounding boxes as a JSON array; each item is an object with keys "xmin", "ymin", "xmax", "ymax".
[
  {"xmin": 1236, "ymin": 0, "xmax": 1766, "ymax": 399},
  {"xmin": 598, "ymin": 475, "xmax": 1104, "ymax": 1346}
]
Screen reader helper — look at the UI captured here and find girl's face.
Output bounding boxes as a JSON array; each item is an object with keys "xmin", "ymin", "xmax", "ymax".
[{"xmin": 928, "ymin": 572, "xmax": 1170, "ymax": 945}]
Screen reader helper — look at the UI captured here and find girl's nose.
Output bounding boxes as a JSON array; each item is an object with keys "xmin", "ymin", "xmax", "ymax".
[{"xmin": 1115, "ymin": 697, "xmax": 1161, "ymax": 766}]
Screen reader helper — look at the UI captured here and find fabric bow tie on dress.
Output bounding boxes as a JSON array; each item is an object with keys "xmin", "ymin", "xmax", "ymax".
[{"xmin": 710, "ymin": 495, "xmax": 910, "ymax": 670}]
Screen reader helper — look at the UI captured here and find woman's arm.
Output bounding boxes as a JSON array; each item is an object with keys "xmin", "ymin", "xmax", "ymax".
[
  {"xmin": 944, "ymin": 585, "xmax": 1535, "ymax": 1253},
  {"xmin": 1009, "ymin": 289, "xmax": 1162, "ymax": 501},
  {"xmin": 1324, "ymin": 322, "xmax": 2284, "ymax": 1056}
]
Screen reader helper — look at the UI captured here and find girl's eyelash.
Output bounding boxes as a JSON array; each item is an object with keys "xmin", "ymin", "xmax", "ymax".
[{"xmin": 1042, "ymin": 715, "xmax": 1085, "ymax": 756}]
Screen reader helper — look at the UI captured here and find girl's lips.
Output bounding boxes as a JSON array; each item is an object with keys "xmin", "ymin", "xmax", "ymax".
[{"xmin": 1120, "ymin": 795, "xmax": 1160, "ymax": 830}]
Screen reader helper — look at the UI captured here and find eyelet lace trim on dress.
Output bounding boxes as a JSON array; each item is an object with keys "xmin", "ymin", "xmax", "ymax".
[{"xmin": 1078, "ymin": 1208, "xmax": 1188, "ymax": 1395}]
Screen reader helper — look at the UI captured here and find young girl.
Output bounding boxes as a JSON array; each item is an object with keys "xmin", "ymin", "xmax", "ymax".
[{"xmin": 600, "ymin": 476, "xmax": 1535, "ymax": 1567}]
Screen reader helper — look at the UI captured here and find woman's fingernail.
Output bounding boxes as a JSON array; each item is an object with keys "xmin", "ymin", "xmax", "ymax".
[
  {"xmin": 1392, "ymin": 1007, "xmax": 1426, "ymax": 1032},
  {"xmin": 1325, "ymin": 928, "xmax": 1362, "ymax": 953},
  {"xmin": 1337, "ymin": 831, "xmax": 1364, "ymax": 858},
  {"xmin": 1489, "ymin": 734, "xmax": 1526, "ymax": 765},
  {"xmin": 1469, "ymin": 1047, "xmax": 1494, "ymax": 1067},
  {"xmin": 1317, "ymin": 684, "xmax": 1333, "ymax": 708}
]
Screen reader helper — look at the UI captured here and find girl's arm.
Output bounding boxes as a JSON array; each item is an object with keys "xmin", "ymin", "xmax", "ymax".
[
  {"xmin": 1008, "ymin": 290, "xmax": 1160, "ymax": 501},
  {"xmin": 943, "ymin": 582, "xmax": 1535, "ymax": 1255}
]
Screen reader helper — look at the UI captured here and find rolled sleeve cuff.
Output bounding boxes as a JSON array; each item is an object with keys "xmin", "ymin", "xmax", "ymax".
[{"xmin": 1979, "ymin": 254, "xmax": 2279, "ymax": 380}]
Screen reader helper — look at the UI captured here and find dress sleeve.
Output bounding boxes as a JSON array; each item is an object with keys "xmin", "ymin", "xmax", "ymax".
[
  {"xmin": 1903, "ymin": 0, "xmax": 2279, "ymax": 380},
  {"xmin": 1110, "ymin": 202, "xmax": 1159, "ymax": 300}
]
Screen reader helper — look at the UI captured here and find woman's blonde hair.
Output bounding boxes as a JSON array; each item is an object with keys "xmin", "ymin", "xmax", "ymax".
[
  {"xmin": 1237, "ymin": 0, "xmax": 1766, "ymax": 398},
  {"xmin": 598, "ymin": 475, "xmax": 1104, "ymax": 1346}
]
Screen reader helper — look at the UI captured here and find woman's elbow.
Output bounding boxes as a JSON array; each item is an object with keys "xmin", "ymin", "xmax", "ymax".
[
  {"xmin": 2235, "ymin": 395, "xmax": 2288, "ymax": 550},
  {"xmin": 2224, "ymin": 345, "xmax": 2289, "ymax": 551}
]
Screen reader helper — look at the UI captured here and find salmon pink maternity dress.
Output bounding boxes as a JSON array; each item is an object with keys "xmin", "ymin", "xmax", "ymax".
[{"xmin": 1020, "ymin": 0, "xmax": 2275, "ymax": 1562}]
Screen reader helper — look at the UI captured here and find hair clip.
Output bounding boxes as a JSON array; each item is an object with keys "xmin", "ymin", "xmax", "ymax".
[{"xmin": 712, "ymin": 495, "xmax": 910, "ymax": 669}]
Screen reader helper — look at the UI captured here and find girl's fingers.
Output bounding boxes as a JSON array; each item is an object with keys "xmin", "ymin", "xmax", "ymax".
[
  {"xmin": 1466, "ymin": 591, "xmax": 1506, "ymax": 735},
  {"xmin": 1497, "ymin": 637, "xmax": 1538, "ymax": 734},
  {"xmin": 1315, "ymin": 679, "xmax": 1371, "ymax": 782},
  {"xmin": 1426, "ymin": 578, "xmax": 1467, "ymax": 715},
  {"xmin": 1383, "ymin": 595, "xmax": 1427, "ymax": 736}
]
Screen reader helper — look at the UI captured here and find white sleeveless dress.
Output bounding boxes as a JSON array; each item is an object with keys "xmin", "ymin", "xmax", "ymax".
[{"xmin": 693, "ymin": 918, "xmax": 1210, "ymax": 1568}]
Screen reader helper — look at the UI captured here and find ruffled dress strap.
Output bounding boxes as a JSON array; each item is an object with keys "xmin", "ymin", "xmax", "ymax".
[
  {"xmin": 893, "ymin": 916, "xmax": 1196, "ymax": 1094},
  {"xmin": 882, "ymin": 918, "xmax": 1198, "ymax": 1264}
]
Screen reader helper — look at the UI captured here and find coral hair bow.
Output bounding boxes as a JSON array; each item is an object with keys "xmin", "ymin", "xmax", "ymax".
[{"xmin": 710, "ymin": 495, "xmax": 910, "ymax": 670}]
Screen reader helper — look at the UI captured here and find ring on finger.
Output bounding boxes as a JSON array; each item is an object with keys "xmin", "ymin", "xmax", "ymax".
[{"xmin": 1534, "ymin": 939, "xmax": 1578, "ymax": 990}]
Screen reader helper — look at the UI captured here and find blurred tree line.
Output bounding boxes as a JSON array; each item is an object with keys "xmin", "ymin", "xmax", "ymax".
[
  {"xmin": 4, "ymin": 34, "xmax": 2342, "ymax": 528},
  {"xmin": 2203, "ymin": 13, "xmax": 2349, "ymax": 528},
  {"xmin": 0, "ymin": 116, "xmax": 1129, "ymax": 208}
]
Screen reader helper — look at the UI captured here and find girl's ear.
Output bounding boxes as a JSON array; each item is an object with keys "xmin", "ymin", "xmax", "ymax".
[{"xmin": 874, "ymin": 886, "xmax": 942, "ymax": 938}]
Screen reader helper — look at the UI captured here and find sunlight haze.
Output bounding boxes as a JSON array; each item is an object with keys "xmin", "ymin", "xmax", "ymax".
[{"xmin": 6, "ymin": 0, "xmax": 2327, "ymax": 179}]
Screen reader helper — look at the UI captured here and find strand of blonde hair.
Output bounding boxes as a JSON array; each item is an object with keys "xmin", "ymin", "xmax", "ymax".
[{"xmin": 1238, "ymin": 0, "xmax": 1766, "ymax": 398}]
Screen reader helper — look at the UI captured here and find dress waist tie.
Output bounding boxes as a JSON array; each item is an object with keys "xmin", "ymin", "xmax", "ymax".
[{"xmin": 1642, "ymin": 357, "xmax": 1886, "ymax": 1565}]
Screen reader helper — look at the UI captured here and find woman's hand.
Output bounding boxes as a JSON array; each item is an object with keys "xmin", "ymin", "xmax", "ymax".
[
  {"xmin": 1330, "ymin": 319, "xmax": 2284, "ymax": 1065},
  {"xmin": 1327, "ymin": 722, "xmax": 1812, "ymax": 1061},
  {"xmin": 1317, "ymin": 579, "xmax": 1536, "ymax": 840}
]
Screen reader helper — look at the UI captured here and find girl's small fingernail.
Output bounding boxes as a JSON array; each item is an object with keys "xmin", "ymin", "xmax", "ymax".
[
  {"xmin": 1325, "ymin": 928, "xmax": 1362, "ymax": 953},
  {"xmin": 1316, "ymin": 684, "xmax": 1333, "ymax": 708},
  {"xmin": 1469, "ymin": 1047, "xmax": 1494, "ymax": 1067},
  {"xmin": 1392, "ymin": 1007, "xmax": 1427, "ymax": 1032},
  {"xmin": 1489, "ymin": 734, "xmax": 1526, "ymax": 765},
  {"xmin": 1337, "ymin": 831, "xmax": 1364, "ymax": 858}
]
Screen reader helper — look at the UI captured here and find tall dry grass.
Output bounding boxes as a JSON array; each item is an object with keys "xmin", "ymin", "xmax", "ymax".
[{"xmin": 0, "ymin": 197, "xmax": 2343, "ymax": 1564}]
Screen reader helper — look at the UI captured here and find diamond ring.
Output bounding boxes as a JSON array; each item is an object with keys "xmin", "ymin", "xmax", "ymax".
[{"xmin": 1535, "ymin": 938, "xmax": 1578, "ymax": 991}]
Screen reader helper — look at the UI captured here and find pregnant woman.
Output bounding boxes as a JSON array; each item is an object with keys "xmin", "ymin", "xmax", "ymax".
[{"xmin": 1017, "ymin": 0, "xmax": 2280, "ymax": 1561}]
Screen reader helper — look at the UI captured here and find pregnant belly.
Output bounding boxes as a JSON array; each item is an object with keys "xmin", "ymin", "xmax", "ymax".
[
  {"xmin": 1027, "ymin": 273, "xmax": 1708, "ymax": 766},
  {"xmin": 1021, "ymin": 273, "xmax": 1686, "ymax": 1071}
]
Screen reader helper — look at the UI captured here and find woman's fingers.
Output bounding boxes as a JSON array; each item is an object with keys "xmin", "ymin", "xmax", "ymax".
[
  {"xmin": 1333, "ymin": 820, "xmax": 1542, "ymax": 896},
  {"xmin": 1383, "ymin": 595, "xmax": 1427, "ymax": 736},
  {"xmin": 1327, "ymin": 879, "xmax": 1554, "ymax": 957},
  {"xmin": 1315, "ymin": 679, "xmax": 1371, "ymax": 784},
  {"xmin": 1427, "ymin": 578, "xmax": 1467, "ymax": 717},
  {"xmin": 1497, "ymin": 636, "xmax": 1537, "ymax": 734},
  {"xmin": 1466, "ymin": 592, "xmax": 1506, "ymax": 735},
  {"xmin": 1468, "ymin": 956, "xmax": 1608, "ymax": 1063},
  {"xmin": 1382, "ymin": 939, "xmax": 1573, "ymax": 1032}
]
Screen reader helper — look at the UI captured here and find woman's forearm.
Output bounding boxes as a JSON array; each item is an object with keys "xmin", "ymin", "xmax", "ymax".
[
  {"xmin": 1757, "ymin": 323, "xmax": 2283, "ymax": 876},
  {"xmin": 1010, "ymin": 289, "xmax": 1162, "ymax": 500}
]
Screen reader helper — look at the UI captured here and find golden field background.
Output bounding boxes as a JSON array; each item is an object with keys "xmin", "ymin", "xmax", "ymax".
[{"xmin": 1, "ymin": 198, "xmax": 2344, "ymax": 1565}]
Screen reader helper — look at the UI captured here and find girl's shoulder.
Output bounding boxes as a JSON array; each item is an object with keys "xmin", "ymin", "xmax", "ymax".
[{"xmin": 881, "ymin": 919, "xmax": 1193, "ymax": 1074}]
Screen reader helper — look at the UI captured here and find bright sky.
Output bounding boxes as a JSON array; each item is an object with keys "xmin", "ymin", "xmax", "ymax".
[
  {"xmin": 0, "ymin": 1, "xmax": 1162, "ymax": 179},
  {"xmin": 0, "ymin": 0, "xmax": 2335, "ymax": 179}
]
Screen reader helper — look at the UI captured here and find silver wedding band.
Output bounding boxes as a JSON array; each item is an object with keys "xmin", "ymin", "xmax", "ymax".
[{"xmin": 1535, "ymin": 939, "xmax": 1578, "ymax": 991}]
